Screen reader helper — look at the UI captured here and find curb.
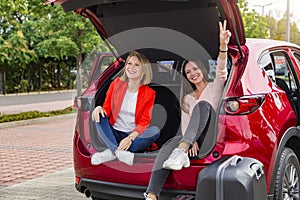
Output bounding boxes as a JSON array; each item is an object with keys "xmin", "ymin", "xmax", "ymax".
[
  {"xmin": 0, "ymin": 113, "xmax": 76, "ymax": 129},
  {"xmin": 0, "ymin": 89, "xmax": 76, "ymax": 97}
]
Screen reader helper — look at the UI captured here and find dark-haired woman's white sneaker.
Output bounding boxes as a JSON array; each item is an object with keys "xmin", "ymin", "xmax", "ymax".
[
  {"xmin": 162, "ymin": 148, "xmax": 190, "ymax": 170},
  {"xmin": 143, "ymin": 192, "xmax": 154, "ymax": 200}
]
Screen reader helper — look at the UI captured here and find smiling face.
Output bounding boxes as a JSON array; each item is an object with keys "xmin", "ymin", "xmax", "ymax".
[
  {"xmin": 125, "ymin": 55, "xmax": 143, "ymax": 81},
  {"xmin": 184, "ymin": 61, "xmax": 204, "ymax": 85}
]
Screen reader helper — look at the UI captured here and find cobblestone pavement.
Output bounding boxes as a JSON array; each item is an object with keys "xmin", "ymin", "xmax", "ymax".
[
  {"xmin": 0, "ymin": 168, "xmax": 86, "ymax": 200},
  {"xmin": 0, "ymin": 114, "xmax": 87, "ymax": 199}
]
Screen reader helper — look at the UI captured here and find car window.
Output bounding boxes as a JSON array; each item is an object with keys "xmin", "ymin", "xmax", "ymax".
[
  {"xmin": 293, "ymin": 52, "xmax": 300, "ymax": 68},
  {"xmin": 271, "ymin": 51, "xmax": 297, "ymax": 91},
  {"xmin": 258, "ymin": 52, "xmax": 275, "ymax": 82},
  {"xmin": 152, "ymin": 60, "xmax": 177, "ymax": 84},
  {"xmin": 80, "ymin": 53, "xmax": 115, "ymax": 91},
  {"xmin": 81, "ymin": 53, "xmax": 97, "ymax": 90},
  {"xmin": 92, "ymin": 55, "xmax": 115, "ymax": 82},
  {"xmin": 207, "ymin": 59, "xmax": 218, "ymax": 80}
]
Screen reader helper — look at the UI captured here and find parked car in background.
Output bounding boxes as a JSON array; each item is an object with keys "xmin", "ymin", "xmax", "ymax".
[{"xmin": 47, "ymin": 0, "xmax": 300, "ymax": 199}]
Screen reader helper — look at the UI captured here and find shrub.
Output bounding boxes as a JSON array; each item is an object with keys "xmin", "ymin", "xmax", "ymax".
[
  {"xmin": 0, "ymin": 106, "xmax": 74, "ymax": 123},
  {"xmin": 19, "ymin": 80, "xmax": 29, "ymax": 93}
]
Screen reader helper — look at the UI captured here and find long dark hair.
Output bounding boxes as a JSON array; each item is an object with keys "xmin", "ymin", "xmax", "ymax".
[{"xmin": 180, "ymin": 59, "xmax": 210, "ymax": 114}]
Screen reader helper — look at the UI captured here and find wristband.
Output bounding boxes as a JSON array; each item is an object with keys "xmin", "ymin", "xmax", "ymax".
[
  {"xmin": 219, "ymin": 49, "xmax": 227, "ymax": 53},
  {"xmin": 128, "ymin": 136, "xmax": 134, "ymax": 142}
]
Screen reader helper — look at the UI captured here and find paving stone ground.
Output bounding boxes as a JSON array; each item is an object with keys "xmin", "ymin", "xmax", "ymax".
[
  {"xmin": 0, "ymin": 168, "xmax": 86, "ymax": 200},
  {"xmin": 0, "ymin": 114, "xmax": 87, "ymax": 199}
]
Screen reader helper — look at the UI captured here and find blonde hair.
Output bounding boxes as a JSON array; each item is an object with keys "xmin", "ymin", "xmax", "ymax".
[
  {"xmin": 180, "ymin": 59, "xmax": 209, "ymax": 114},
  {"xmin": 120, "ymin": 51, "xmax": 153, "ymax": 85}
]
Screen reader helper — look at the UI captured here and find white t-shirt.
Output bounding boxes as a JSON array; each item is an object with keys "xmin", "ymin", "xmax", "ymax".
[{"xmin": 113, "ymin": 90, "xmax": 138, "ymax": 132}]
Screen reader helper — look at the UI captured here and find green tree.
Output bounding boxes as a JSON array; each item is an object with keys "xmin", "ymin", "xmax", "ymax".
[
  {"xmin": 34, "ymin": 2, "xmax": 103, "ymax": 94},
  {"xmin": 290, "ymin": 23, "xmax": 300, "ymax": 46},
  {"xmin": 265, "ymin": 15, "xmax": 279, "ymax": 39},
  {"xmin": 238, "ymin": 0, "xmax": 269, "ymax": 38},
  {"xmin": 265, "ymin": 13, "xmax": 300, "ymax": 45},
  {"xmin": 0, "ymin": 0, "xmax": 38, "ymax": 93},
  {"xmin": 0, "ymin": 0, "xmax": 106, "ymax": 94}
]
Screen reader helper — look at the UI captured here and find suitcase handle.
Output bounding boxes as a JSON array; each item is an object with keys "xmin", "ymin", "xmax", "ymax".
[
  {"xmin": 216, "ymin": 155, "xmax": 243, "ymax": 200},
  {"xmin": 229, "ymin": 155, "xmax": 243, "ymax": 167},
  {"xmin": 250, "ymin": 163, "xmax": 264, "ymax": 180}
]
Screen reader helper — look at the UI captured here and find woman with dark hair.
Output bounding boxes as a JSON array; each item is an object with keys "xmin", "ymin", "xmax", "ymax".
[{"xmin": 144, "ymin": 20, "xmax": 231, "ymax": 200}]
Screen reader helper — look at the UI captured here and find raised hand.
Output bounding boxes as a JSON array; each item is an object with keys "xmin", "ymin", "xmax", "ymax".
[{"xmin": 219, "ymin": 20, "xmax": 232, "ymax": 48}]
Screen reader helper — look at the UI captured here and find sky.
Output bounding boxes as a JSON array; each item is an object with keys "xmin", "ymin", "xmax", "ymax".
[{"xmin": 247, "ymin": 0, "xmax": 300, "ymax": 29}]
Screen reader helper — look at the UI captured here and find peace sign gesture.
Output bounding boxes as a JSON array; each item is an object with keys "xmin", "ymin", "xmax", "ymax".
[{"xmin": 219, "ymin": 20, "xmax": 231, "ymax": 47}]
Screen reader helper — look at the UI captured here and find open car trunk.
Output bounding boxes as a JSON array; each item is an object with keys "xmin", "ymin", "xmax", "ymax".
[
  {"xmin": 46, "ymin": 0, "xmax": 243, "ymax": 156},
  {"xmin": 47, "ymin": 0, "xmax": 242, "ymax": 156},
  {"xmin": 47, "ymin": 0, "xmax": 243, "ymax": 197},
  {"xmin": 47, "ymin": 0, "xmax": 245, "ymax": 61}
]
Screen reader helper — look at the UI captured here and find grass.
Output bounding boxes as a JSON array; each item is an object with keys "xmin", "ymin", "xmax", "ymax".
[{"xmin": 0, "ymin": 106, "xmax": 75, "ymax": 123}]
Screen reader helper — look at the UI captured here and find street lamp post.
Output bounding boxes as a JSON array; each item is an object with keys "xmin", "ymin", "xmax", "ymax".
[
  {"xmin": 254, "ymin": 2, "xmax": 272, "ymax": 16},
  {"xmin": 286, "ymin": 0, "xmax": 290, "ymax": 42}
]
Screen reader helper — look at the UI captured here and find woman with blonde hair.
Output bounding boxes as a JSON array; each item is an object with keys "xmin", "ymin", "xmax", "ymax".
[{"xmin": 91, "ymin": 51, "xmax": 160, "ymax": 166}]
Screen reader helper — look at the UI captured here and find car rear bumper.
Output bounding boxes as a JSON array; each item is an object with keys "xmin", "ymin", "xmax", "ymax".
[{"xmin": 75, "ymin": 177, "xmax": 195, "ymax": 200}]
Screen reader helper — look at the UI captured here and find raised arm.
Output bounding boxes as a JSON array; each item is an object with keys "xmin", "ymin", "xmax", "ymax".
[{"xmin": 218, "ymin": 20, "xmax": 231, "ymax": 61}]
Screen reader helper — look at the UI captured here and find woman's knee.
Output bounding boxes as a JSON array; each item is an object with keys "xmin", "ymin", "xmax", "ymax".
[
  {"xmin": 149, "ymin": 125, "xmax": 160, "ymax": 134},
  {"xmin": 193, "ymin": 101, "xmax": 214, "ymax": 121},
  {"xmin": 141, "ymin": 125, "xmax": 160, "ymax": 139},
  {"xmin": 150, "ymin": 126, "xmax": 160, "ymax": 139},
  {"xmin": 197, "ymin": 101, "xmax": 213, "ymax": 111}
]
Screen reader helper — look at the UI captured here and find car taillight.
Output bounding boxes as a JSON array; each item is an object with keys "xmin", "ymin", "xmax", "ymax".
[
  {"xmin": 75, "ymin": 176, "xmax": 81, "ymax": 184},
  {"xmin": 74, "ymin": 96, "xmax": 94, "ymax": 111},
  {"xmin": 222, "ymin": 94, "xmax": 265, "ymax": 115}
]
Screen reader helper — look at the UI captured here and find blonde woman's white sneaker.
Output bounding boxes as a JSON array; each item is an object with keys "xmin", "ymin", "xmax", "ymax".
[
  {"xmin": 91, "ymin": 149, "xmax": 115, "ymax": 165},
  {"xmin": 115, "ymin": 150, "xmax": 134, "ymax": 165}
]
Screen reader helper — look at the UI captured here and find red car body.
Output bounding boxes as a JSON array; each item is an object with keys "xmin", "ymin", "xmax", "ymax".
[{"xmin": 47, "ymin": 0, "xmax": 300, "ymax": 199}]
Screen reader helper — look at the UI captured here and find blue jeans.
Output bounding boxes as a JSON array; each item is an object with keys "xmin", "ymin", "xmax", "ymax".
[{"xmin": 95, "ymin": 116, "xmax": 160, "ymax": 153}]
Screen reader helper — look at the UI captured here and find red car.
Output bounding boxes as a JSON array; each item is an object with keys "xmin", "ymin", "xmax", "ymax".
[{"xmin": 48, "ymin": 0, "xmax": 300, "ymax": 199}]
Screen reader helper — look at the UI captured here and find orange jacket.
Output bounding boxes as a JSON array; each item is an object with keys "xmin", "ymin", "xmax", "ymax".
[{"xmin": 102, "ymin": 78, "xmax": 156, "ymax": 135}]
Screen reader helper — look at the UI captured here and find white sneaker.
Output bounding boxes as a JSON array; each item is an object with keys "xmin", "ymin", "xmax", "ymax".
[
  {"xmin": 162, "ymin": 148, "xmax": 190, "ymax": 170},
  {"xmin": 115, "ymin": 150, "xmax": 134, "ymax": 165},
  {"xmin": 143, "ymin": 192, "xmax": 154, "ymax": 200},
  {"xmin": 91, "ymin": 149, "xmax": 115, "ymax": 165}
]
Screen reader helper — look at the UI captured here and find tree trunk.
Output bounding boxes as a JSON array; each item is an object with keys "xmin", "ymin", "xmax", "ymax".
[
  {"xmin": 3, "ymin": 70, "xmax": 6, "ymax": 95},
  {"xmin": 39, "ymin": 63, "xmax": 42, "ymax": 91},
  {"xmin": 0, "ymin": 66, "xmax": 5, "ymax": 94},
  {"xmin": 57, "ymin": 63, "xmax": 61, "ymax": 90},
  {"xmin": 76, "ymin": 52, "xmax": 83, "ymax": 96},
  {"xmin": 51, "ymin": 63, "xmax": 55, "ymax": 90},
  {"xmin": 69, "ymin": 65, "xmax": 72, "ymax": 89}
]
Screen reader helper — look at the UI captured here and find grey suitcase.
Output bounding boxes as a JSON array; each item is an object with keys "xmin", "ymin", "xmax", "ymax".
[{"xmin": 196, "ymin": 155, "xmax": 267, "ymax": 200}]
